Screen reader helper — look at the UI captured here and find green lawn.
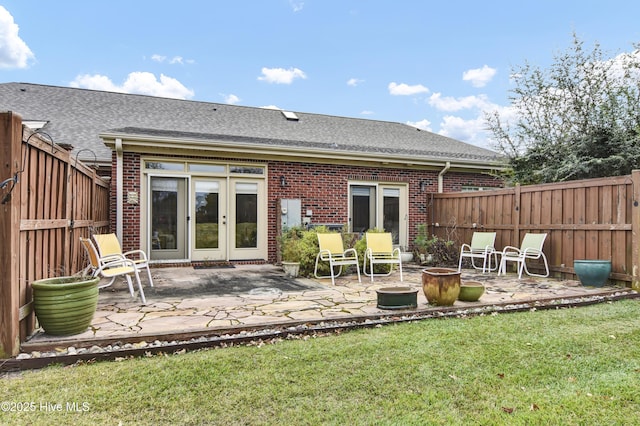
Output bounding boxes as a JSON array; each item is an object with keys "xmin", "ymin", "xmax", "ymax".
[{"xmin": 2, "ymin": 300, "xmax": 639, "ymax": 425}]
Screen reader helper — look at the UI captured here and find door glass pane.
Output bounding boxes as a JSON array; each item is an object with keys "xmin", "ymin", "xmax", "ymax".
[
  {"xmin": 151, "ymin": 178, "xmax": 178, "ymax": 250},
  {"xmin": 351, "ymin": 186, "xmax": 376, "ymax": 233},
  {"xmin": 195, "ymin": 181, "xmax": 219, "ymax": 249},
  {"xmin": 383, "ymin": 189, "xmax": 400, "ymax": 244},
  {"xmin": 236, "ymin": 183, "xmax": 257, "ymax": 248}
]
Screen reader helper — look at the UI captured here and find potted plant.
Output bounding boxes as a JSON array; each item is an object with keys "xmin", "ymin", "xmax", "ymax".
[
  {"xmin": 280, "ymin": 227, "xmax": 303, "ymax": 277},
  {"xmin": 31, "ymin": 274, "xmax": 100, "ymax": 336}
]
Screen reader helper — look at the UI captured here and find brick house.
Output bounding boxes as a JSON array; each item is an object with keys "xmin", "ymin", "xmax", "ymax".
[{"xmin": 0, "ymin": 82, "xmax": 503, "ymax": 264}]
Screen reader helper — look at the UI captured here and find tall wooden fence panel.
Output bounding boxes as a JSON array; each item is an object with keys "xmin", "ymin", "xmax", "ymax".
[
  {"xmin": 0, "ymin": 112, "xmax": 110, "ymax": 357},
  {"xmin": 430, "ymin": 173, "xmax": 639, "ymax": 286}
]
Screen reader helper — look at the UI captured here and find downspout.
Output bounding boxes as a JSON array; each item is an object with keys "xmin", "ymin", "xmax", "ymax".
[
  {"xmin": 438, "ymin": 161, "xmax": 451, "ymax": 193},
  {"xmin": 115, "ymin": 138, "xmax": 124, "ymax": 241}
]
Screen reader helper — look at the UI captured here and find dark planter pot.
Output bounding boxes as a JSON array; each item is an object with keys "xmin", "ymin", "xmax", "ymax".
[
  {"xmin": 422, "ymin": 267, "xmax": 461, "ymax": 306},
  {"xmin": 32, "ymin": 276, "xmax": 100, "ymax": 336},
  {"xmin": 376, "ymin": 286, "xmax": 418, "ymax": 310},
  {"xmin": 573, "ymin": 260, "xmax": 611, "ymax": 287}
]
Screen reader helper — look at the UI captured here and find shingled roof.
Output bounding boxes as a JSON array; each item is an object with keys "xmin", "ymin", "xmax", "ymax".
[{"xmin": 0, "ymin": 82, "xmax": 501, "ymax": 166}]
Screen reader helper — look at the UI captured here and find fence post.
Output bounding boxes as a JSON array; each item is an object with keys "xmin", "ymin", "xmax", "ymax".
[
  {"xmin": 632, "ymin": 170, "xmax": 640, "ymax": 290},
  {"xmin": 0, "ymin": 112, "xmax": 22, "ymax": 357}
]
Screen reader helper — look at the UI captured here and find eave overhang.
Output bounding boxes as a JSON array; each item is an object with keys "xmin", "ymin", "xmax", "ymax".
[{"xmin": 100, "ymin": 129, "xmax": 506, "ymax": 173}]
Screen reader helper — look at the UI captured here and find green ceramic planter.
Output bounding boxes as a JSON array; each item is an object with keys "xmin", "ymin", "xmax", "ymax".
[
  {"xmin": 422, "ymin": 267, "xmax": 461, "ymax": 306},
  {"xmin": 458, "ymin": 280, "xmax": 485, "ymax": 302},
  {"xmin": 573, "ymin": 260, "xmax": 611, "ymax": 287},
  {"xmin": 32, "ymin": 276, "xmax": 100, "ymax": 336}
]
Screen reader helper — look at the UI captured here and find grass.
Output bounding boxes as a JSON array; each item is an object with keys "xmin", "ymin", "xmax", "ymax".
[{"xmin": 2, "ymin": 300, "xmax": 639, "ymax": 425}]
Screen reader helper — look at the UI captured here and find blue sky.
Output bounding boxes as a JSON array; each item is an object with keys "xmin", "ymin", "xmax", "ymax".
[{"xmin": 1, "ymin": 1, "xmax": 639, "ymax": 150}]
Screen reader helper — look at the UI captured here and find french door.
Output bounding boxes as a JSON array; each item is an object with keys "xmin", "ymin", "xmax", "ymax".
[
  {"xmin": 149, "ymin": 177, "xmax": 188, "ymax": 260},
  {"xmin": 349, "ymin": 183, "xmax": 408, "ymax": 248},
  {"xmin": 191, "ymin": 178, "xmax": 226, "ymax": 261},
  {"xmin": 148, "ymin": 175, "xmax": 265, "ymax": 261}
]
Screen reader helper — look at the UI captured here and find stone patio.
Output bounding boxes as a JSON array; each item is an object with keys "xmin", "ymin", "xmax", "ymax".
[{"xmin": 22, "ymin": 263, "xmax": 635, "ymax": 349}]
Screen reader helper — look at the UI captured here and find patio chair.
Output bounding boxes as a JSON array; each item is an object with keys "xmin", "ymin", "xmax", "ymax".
[
  {"xmin": 497, "ymin": 233, "xmax": 549, "ymax": 279},
  {"xmin": 80, "ymin": 237, "xmax": 147, "ymax": 304},
  {"xmin": 457, "ymin": 232, "xmax": 498, "ymax": 273},
  {"xmin": 363, "ymin": 232, "xmax": 403, "ymax": 282},
  {"xmin": 93, "ymin": 233, "xmax": 154, "ymax": 287},
  {"xmin": 314, "ymin": 233, "xmax": 361, "ymax": 285}
]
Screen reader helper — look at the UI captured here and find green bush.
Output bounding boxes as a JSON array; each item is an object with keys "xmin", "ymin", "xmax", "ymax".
[{"xmin": 413, "ymin": 224, "xmax": 459, "ymax": 267}]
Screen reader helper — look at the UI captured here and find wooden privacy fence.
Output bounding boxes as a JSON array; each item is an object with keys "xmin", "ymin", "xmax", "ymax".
[
  {"xmin": 0, "ymin": 112, "xmax": 110, "ymax": 357},
  {"xmin": 430, "ymin": 171, "xmax": 640, "ymax": 287}
]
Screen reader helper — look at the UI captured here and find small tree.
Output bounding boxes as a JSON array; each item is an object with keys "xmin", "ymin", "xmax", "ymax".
[{"xmin": 486, "ymin": 33, "xmax": 640, "ymax": 184}]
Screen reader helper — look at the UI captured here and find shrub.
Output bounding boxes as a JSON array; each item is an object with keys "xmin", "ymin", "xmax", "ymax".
[{"xmin": 413, "ymin": 224, "xmax": 459, "ymax": 267}]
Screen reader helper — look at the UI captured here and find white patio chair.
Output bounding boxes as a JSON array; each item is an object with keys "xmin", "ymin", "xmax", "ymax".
[
  {"xmin": 80, "ymin": 237, "xmax": 147, "ymax": 304},
  {"xmin": 314, "ymin": 233, "xmax": 361, "ymax": 285},
  {"xmin": 363, "ymin": 232, "xmax": 403, "ymax": 282},
  {"xmin": 497, "ymin": 233, "xmax": 549, "ymax": 279},
  {"xmin": 93, "ymin": 233, "xmax": 154, "ymax": 287},
  {"xmin": 457, "ymin": 232, "xmax": 498, "ymax": 273}
]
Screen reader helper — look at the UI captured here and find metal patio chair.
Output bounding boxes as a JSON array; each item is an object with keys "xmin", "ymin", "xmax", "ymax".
[
  {"xmin": 497, "ymin": 233, "xmax": 549, "ymax": 279},
  {"xmin": 457, "ymin": 231, "xmax": 498, "ymax": 273},
  {"xmin": 93, "ymin": 233, "xmax": 154, "ymax": 287},
  {"xmin": 80, "ymin": 237, "xmax": 147, "ymax": 304},
  {"xmin": 363, "ymin": 232, "xmax": 403, "ymax": 282},
  {"xmin": 314, "ymin": 233, "xmax": 361, "ymax": 285}
]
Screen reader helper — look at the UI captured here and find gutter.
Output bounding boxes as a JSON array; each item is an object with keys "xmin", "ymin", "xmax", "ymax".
[
  {"xmin": 115, "ymin": 138, "xmax": 123, "ymax": 240},
  {"xmin": 438, "ymin": 161, "xmax": 451, "ymax": 193}
]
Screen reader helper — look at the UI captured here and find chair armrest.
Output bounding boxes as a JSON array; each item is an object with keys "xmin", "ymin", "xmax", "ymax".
[
  {"xmin": 501, "ymin": 245, "xmax": 521, "ymax": 256},
  {"xmin": 99, "ymin": 257, "xmax": 136, "ymax": 272},
  {"xmin": 123, "ymin": 249, "xmax": 148, "ymax": 261},
  {"xmin": 343, "ymin": 247, "xmax": 358, "ymax": 258}
]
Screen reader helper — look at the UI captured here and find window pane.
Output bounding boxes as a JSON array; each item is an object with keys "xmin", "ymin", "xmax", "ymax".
[
  {"xmin": 151, "ymin": 178, "xmax": 178, "ymax": 250},
  {"xmin": 145, "ymin": 161, "xmax": 184, "ymax": 171},
  {"xmin": 195, "ymin": 181, "xmax": 219, "ymax": 249},
  {"xmin": 383, "ymin": 194, "xmax": 400, "ymax": 244},
  {"xmin": 236, "ymin": 183, "xmax": 257, "ymax": 248},
  {"xmin": 230, "ymin": 166, "xmax": 264, "ymax": 175},
  {"xmin": 351, "ymin": 185, "xmax": 376, "ymax": 233},
  {"xmin": 189, "ymin": 163, "xmax": 226, "ymax": 173}
]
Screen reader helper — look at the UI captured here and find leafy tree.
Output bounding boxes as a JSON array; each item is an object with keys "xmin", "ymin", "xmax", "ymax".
[{"xmin": 486, "ymin": 34, "xmax": 640, "ymax": 184}]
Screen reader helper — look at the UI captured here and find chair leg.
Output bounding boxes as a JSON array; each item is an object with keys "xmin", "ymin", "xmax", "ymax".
[
  {"xmin": 145, "ymin": 266, "xmax": 154, "ymax": 287},
  {"xmin": 124, "ymin": 275, "xmax": 136, "ymax": 297},
  {"xmin": 133, "ymin": 269, "xmax": 146, "ymax": 304}
]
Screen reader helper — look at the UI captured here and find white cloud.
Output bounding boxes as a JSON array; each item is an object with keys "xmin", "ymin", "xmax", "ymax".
[
  {"xmin": 151, "ymin": 54, "xmax": 189, "ymax": 65},
  {"xmin": 429, "ymin": 93, "xmax": 492, "ymax": 112},
  {"xmin": 223, "ymin": 93, "xmax": 240, "ymax": 104},
  {"xmin": 347, "ymin": 78, "xmax": 363, "ymax": 87},
  {"xmin": 0, "ymin": 6, "xmax": 35, "ymax": 69},
  {"xmin": 388, "ymin": 82, "xmax": 429, "ymax": 96},
  {"xmin": 70, "ymin": 72, "xmax": 195, "ymax": 99},
  {"xmin": 360, "ymin": 110, "xmax": 374, "ymax": 115},
  {"xmin": 258, "ymin": 67, "xmax": 307, "ymax": 84},
  {"xmin": 406, "ymin": 119, "xmax": 432, "ymax": 132},
  {"xmin": 438, "ymin": 115, "xmax": 490, "ymax": 148},
  {"xmin": 289, "ymin": 0, "xmax": 304, "ymax": 12},
  {"xmin": 462, "ymin": 65, "xmax": 497, "ymax": 88}
]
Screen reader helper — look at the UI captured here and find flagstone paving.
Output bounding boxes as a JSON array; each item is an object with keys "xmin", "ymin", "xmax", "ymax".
[{"xmin": 23, "ymin": 263, "xmax": 634, "ymax": 347}]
